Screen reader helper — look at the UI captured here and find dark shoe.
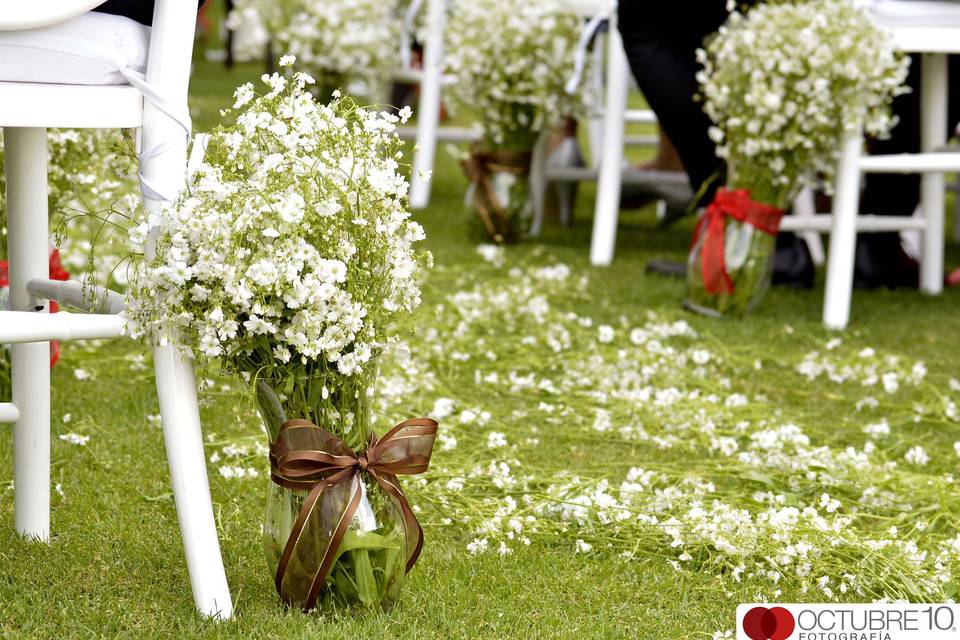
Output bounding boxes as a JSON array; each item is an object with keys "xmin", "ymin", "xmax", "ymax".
[
  {"xmin": 852, "ymin": 233, "xmax": 918, "ymax": 289},
  {"xmin": 771, "ymin": 232, "xmax": 815, "ymax": 289},
  {"xmin": 646, "ymin": 259, "xmax": 687, "ymax": 278}
]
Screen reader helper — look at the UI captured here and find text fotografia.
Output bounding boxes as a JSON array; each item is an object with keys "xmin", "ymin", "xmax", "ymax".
[{"xmin": 736, "ymin": 604, "xmax": 960, "ymax": 640}]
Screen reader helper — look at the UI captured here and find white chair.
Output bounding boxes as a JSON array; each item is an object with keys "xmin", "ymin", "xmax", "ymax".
[
  {"xmin": 396, "ymin": 0, "xmax": 483, "ymax": 209},
  {"xmin": 528, "ymin": 0, "xmax": 684, "ymax": 255},
  {"xmin": 0, "ymin": 2, "xmax": 233, "ymax": 619},
  {"xmin": 782, "ymin": 0, "xmax": 960, "ymax": 329}
]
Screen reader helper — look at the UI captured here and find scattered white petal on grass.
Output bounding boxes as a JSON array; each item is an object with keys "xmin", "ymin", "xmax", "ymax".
[
  {"xmin": 146, "ymin": 414, "xmax": 162, "ymax": 427},
  {"xmin": 863, "ymin": 420, "xmax": 890, "ymax": 439},
  {"xmin": 784, "ymin": 324, "xmax": 794, "ymax": 335},
  {"xmin": 575, "ymin": 539, "xmax": 592, "ymax": 553},
  {"xmin": 905, "ymin": 446, "xmax": 930, "ymax": 466},
  {"xmin": 826, "ymin": 338, "xmax": 842, "ymax": 350},
  {"xmin": 486, "ymin": 431, "xmax": 508, "ymax": 449},
  {"xmin": 497, "ymin": 541, "xmax": 513, "ymax": 556},
  {"xmin": 466, "ymin": 538, "xmax": 488, "ymax": 555},
  {"xmin": 431, "ymin": 398, "xmax": 455, "ymax": 419},
  {"xmin": 725, "ymin": 394, "xmax": 748, "ymax": 408},
  {"xmin": 951, "ymin": 378, "xmax": 960, "ymax": 392},
  {"xmin": 597, "ymin": 325, "xmax": 615, "ymax": 344},
  {"xmin": 61, "ymin": 413, "xmax": 71, "ymax": 424},
  {"xmin": 459, "ymin": 409, "xmax": 478, "ymax": 424},
  {"xmin": 859, "ymin": 348, "xmax": 875, "ymax": 358},
  {"xmin": 691, "ymin": 349, "xmax": 711, "ymax": 365},
  {"xmin": 954, "ymin": 442, "xmax": 960, "ymax": 458},
  {"xmin": 438, "ymin": 433, "xmax": 458, "ymax": 452},
  {"xmin": 218, "ymin": 465, "xmax": 259, "ymax": 479},
  {"xmin": 55, "ymin": 483, "xmax": 64, "ymax": 497},
  {"xmin": 59, "ymin": 433, "xmax": 89, "ymax": 446},
  {"xmin": 476, "ymin": 244, "xmax": 504, "ymax": 266},
  {"xmin": 856, "ymin": 396, "xmax": 879, "ymax": 411},
  {"xmin": 882, "ymin": 372, "xmax": 900, "ymax": 394},
  {"xmin": 73, "ymin": 369, "xmax": 90, "ymax": 381}
]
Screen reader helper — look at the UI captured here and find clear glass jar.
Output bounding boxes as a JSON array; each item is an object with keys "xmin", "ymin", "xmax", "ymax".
[
  {"xmin": 684, "ymin": 218, "xmax": 778, "ymax": 317},
  {"xmin": 255, "ymin": 371, "xmax": 407, "ymax": 612}
]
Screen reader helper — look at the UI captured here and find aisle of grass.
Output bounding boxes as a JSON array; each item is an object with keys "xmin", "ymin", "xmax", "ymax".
[{"xmin": 0, "ymin": 46, "xmax": 958, "ymax": 639}]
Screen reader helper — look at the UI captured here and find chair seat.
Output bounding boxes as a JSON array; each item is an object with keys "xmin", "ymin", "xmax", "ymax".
[
  {"xmin": 0, "ymin": 82, "xmax": 143, "ymax": 128},
  {"xmin": 0, "ymin": 12, "xmax": 148, "ymax": 128},
  {"xmin": 873, "ymin": 0, "xmax": 960, "ymax": 26},
  {"xmin": 871, "ymin": 1, "xmax": 960, "ymax": 51}
]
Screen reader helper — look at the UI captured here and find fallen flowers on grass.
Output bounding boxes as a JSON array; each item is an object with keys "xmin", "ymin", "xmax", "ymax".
[
  {"xmin": 209, "ymin": 250, "xmax": 960, "ymax": 604},
  {"xmin": 373, "ymin": 254, "xmax": 960, "ymax": 603}
]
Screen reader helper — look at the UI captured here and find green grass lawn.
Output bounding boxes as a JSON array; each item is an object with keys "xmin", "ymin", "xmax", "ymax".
[{"xmin": 1, "ymin": 44, "xmax": 960, "ymax": 640}]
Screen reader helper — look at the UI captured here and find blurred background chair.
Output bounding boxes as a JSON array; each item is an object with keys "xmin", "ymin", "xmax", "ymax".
[{"xmin": 782, "ymin": 0, "xmax": 960, "ymax": 328}]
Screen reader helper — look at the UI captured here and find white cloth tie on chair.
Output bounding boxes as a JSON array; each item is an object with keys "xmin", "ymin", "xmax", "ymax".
[
  {"xmin": 565, "ymin": 10, "xmax": 612, "ymax": 95},
  {"xmin": 400, "ymin": 0, "xmax": 426, "ymax": 70},
  {"xmin": 0, "ymin": 12, "xmax": 191, "ymax": 204}
]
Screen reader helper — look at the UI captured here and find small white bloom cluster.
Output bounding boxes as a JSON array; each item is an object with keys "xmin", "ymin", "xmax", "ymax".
[
  {"xmin": 698, "ymin": 0, "xmax": 909, "ymax": 205},
  {"xmin": 128, "ymin": 65, "xmax": 428, "ymax": 384},
  {"xmin": 226, "ymin": 0, "xmax": 399, "ymax": 96},
  {"xmin": 444, "ymin": 0, "xmax": 588, "ymax": 145}
]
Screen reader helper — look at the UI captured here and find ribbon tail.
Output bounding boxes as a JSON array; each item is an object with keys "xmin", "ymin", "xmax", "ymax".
[
  {"xmin": 701, "ymin": 208, "xmax": 735, "ymax": 296},
  {"xmin": 273, "ymin": 470, "xmax": 361, "ymax": 611},
  {"xmin": 304, "ymin": 473, "xmax": 363, "ymax": 611},
  {"xmin": 375, "ymin": 472, "xmax": 425, "ymax": 572}
]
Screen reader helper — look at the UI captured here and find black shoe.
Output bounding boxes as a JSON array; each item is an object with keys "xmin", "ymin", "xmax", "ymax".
[
  {"xmin": 771, "ymin": 232, "xmax": 815, "ymax": 289},
  {"xmin": 853, "ymin": 233, "xmax": 918, "ymax": 289}
]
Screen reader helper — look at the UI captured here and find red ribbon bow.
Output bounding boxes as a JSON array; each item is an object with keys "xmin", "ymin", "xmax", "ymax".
[
  {"xmin": 270, "ymin": 417, "xmax": 438, "ymax": 611},
  {"xmin": 692, "ymin": 188, "xmax": 785, "ymax": 295}
]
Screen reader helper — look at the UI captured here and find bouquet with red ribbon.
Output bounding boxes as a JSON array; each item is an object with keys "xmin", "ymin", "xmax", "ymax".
[
  {"xmin": 688, "ymin": 0, "xmax": 908, "ymax": 316},
  {"xmin": 685, "ymin": 188, "xmax": 784, "ymax": 316}
]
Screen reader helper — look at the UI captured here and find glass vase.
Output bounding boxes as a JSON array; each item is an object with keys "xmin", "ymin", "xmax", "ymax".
[
  {"xmin": 684, "ymin": 218, "xmax": 778, "ymax": 317},
  {"xmin": 463, "ymin": 131, "xmax": 536, "ymax": 244},
  {"xmin": 255, "ymin": 370, "xmax": 407, "ymax": 612}
]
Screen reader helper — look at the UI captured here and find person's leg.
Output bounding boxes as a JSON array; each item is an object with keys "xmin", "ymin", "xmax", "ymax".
[
  {"xmin": 855, "ymin": 54, "xmax": 960, "ymax": 287},
  {"xmin": 618, "ymin": 2, "xmax": 728, "ymax": 200}
]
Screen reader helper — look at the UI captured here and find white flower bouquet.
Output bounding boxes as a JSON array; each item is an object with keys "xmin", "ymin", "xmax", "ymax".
[
  {"xmin": 227, "ymin": 0, "xmax": 401, "ymax": 100},
  {"xmin": 445, "ymin": 0, "xmax": 586, "ymax": 242},
  {"xmin": 128, "ymin": 61, "xmax": 436, "ymax": 612},
  {"xmin": 686, "ymin": 0, "xmax": 909, "ymax": 316}
]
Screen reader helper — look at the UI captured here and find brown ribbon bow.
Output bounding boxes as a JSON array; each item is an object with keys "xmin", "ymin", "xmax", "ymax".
[
  {"xmin": 460, "ymin": 143, "xmax": 533, "ymax": 244},
  {"xmin": 269, "ymin": 417, "xmax": 438, "ymax": 610}
]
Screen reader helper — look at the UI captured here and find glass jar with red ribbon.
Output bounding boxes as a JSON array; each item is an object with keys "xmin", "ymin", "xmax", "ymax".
[{"xmin": 684, "ymin": 188, "xmax": 785, "ymax": 316}]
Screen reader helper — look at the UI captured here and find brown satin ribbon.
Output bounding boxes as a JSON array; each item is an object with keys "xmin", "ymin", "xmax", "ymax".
[
  {"xmin": 460, "ymin": 143, "xmax": 533, "ymax": 244},
  {"xmin": 269, "ymin": 417, "xmax": 438, "ymax": 611}
]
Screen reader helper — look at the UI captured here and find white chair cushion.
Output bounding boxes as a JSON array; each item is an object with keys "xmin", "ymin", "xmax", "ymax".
[
  {"xmin": 0, "ymin": 12, "xmax": 149, "ymax": 86},
  {"xmin": 871, "ymin": 0, "xmax": 960, "ymax": 28}
]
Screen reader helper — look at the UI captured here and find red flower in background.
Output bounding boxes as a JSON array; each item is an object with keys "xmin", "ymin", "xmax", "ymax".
[{"xmin": 0, "ymin": 248, "xmax": 70, "ymax": 367}]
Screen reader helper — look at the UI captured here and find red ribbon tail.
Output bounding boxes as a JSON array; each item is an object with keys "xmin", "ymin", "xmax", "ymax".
[{"xmin": 700, "ymin": 207, "xmax": 734, "ymax": 295}]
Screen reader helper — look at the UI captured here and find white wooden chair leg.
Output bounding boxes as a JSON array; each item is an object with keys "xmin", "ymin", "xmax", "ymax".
[
  {"xmin": 590, "ymin": 24, "xmax": 628, "ymax": 266},
  {"xmin": 920, "ymin": 52, "xmax": 947, "ymax": 295},
  {"xmin": 823, "ymin": 128, "xmax": 865, "ymax": 330},
  {"xmin": 408, "ymin": 0, "xmax": 445, "ymax": 210},
  {"xmin": 529, "ymin": 131, "xmax": 550, "ymax": 237},
  {"xmin": 4, "ymin": 127, "xmax": 52, "ymax": 541},
  {"xmin": 793, "ymin": 186, "xmax": 825, "ymax": 266},
  {"xmin": 154, "ymin": 346, "xmax": 233, "ymax": 620}
]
